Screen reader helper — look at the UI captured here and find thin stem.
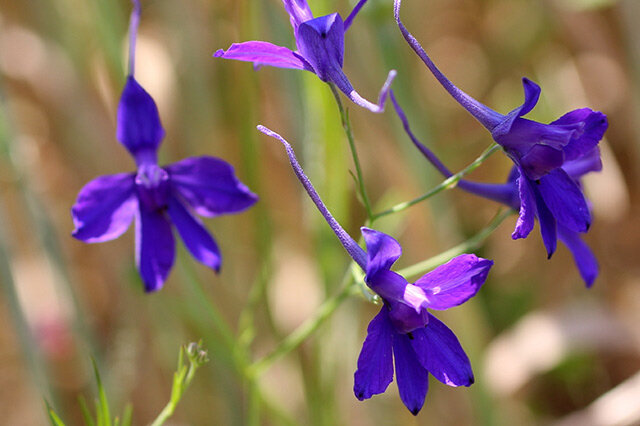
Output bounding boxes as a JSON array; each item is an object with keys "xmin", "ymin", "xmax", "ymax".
[
  {"xmin": 328, "ymin": 82, "xmax": 374, "ymax": 222},
  {"xmin": 373, "ymin": 143, "xmax": 501, "ymax": 220},
  {"xmin": 397, "ymin": 208, "xmax": 514, "ymax": 279},
  {"xmin": 248, "ymin": 266, "xmax": 357, "ymax": 376}
]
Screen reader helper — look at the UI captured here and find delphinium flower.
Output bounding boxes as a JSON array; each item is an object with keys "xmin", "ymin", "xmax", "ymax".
[
  {"xmin": 393, "ymin": 0, "xmax": 607, "ymax": 264},
  {"xmin": 214, "ymin": 0, "xmax": 396, "ymax": 113},
  {"xmin": 258, "ymin": 125, "xmax": 493, "ymax": 414},
  {"xmin": 71, "ymin": 0, "xmax": 257, "ymax": 292},
  {"xmin": 391, "ymin": 93, "xmax": 601, "ymax": 287}
]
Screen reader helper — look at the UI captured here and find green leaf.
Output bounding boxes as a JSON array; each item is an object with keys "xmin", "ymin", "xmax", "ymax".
[
  {"xmin": 91, "ymin": 357, "xmax": 111, "ymax": 426},
  {"xmin": 78, "ymin": 395, "xmax": 96, "ymax": 426},
  {"xmin": 45, "ymin": 400, "xmax": 66, "ymax": 426}
]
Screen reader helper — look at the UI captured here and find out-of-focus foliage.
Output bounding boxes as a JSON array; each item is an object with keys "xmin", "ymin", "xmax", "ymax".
[{"xmin": 0, "ymin": 0, "xmax": 639, "ymax": 425}]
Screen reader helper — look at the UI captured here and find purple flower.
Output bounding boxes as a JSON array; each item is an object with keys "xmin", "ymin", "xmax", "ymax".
[
  {"xmin": 391, "ymin": 92, "xmax": 601, "ymax": 287},
  {"xmin": 214, "ymin": 0, "xmax": 396, "ymax": 113},
  {"xmin": 394, "ymin": 0, "xmax": 607, "ymax": 261},
  {"xmin": 258, "ymin": 125, "xmax": 493, "ymax": 414},
  {"xmin": 71, "ymin": 1, "xmax": 257, "ymax": 292}
]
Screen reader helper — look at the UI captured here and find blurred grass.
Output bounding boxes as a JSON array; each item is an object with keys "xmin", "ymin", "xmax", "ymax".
[{"xmin": 0, "ymin": 0, "xmax": 638, "ymax": 425}]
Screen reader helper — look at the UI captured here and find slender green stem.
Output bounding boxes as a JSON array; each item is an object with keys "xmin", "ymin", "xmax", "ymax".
[
  {"xmin": 373, "ymin": 143, "xmax": 501, "ymax": 220},
  {"xmin": 248, "ymin": 266, "xmax": 357, "ymax": 376},
  {"xmin": 328, "ymin": 83, "xmax": 374, "ymax": 221},
  {"xmin": 397, "ymin": 208, "xmax": 514, "ymax": 279}
]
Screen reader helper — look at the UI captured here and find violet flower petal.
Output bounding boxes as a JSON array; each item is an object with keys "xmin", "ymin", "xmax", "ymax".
[
  {"xmin": 533, "ymin": 184, "xmax": 558, "ymax": 258},
  {"xmin": 166, "ymin": 156, "xmax": 258, "ymax": 218},
  {"xmin": 117, "ymin": 76, "xmax": 165, "ymax": 164},
  {"xmin": 354, "ymin": 308, "xmax": 395, "ymax": 400},
  {"xmin": 492, "ymin": 78, "xmax": 541, "ymax": 138},
  {"xmin": 387, "ymin": 302, "xmax": 430, "ymax": 334},
  {"xmin": 296, "ymin": 13, "xmax": 345, "ymax": 80},
  {"xmin": 367, "ymin": 269, "xmax": 428, "ymax": 314},
  {"xmin": 213, "ymin": 41, "xmax": 313, "ymax": 71},
  {"xmin": 71, "ymin": 173, "xmax": 137, "ymax": 243},
  {"xmin": 537, "ymin": 168, "xmax": 591, "ymax": 233},
  {"xmin": 281, "ymin": 0, "xmax": 314, "ymax": 31},
  {"xmin": 392, "ymin": 332, "xmax": 429, "ymax": 415},
  {"xmin": 167, "ymin": 197, "xmax": 221, "ymax": 272},
  {"xmin": 512, "ymin": 171, "xmax": 536, "ymax": 240},
  {"xmin": 410, "ymin": 314, "xmax": 474, "ymax": 387},
  {"xmin": 136, "ymin": 208, "xmax": 175, "ymax": 292},
  {"xmin": 414, "ymin": 254, "xmax": 493, "ymax": 310},
  {"xmin": 361, "ymin": 227, "xmax": 402, "ymax": 278},
  {"xmin": 562, "ymin": 147, "xmax": 602, "ymax": 178},
  {"xmin": 551, "ymin": 109, "xmax": 608, "ymax": 162},
  {"xmin": 558, "ymin": 225, "xmax": 599, "ymax": 287}
]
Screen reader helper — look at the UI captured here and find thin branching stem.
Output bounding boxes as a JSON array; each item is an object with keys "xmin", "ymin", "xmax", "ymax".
[
  {"xmin": 373, "ymin": 143, "xmax": 501, "ymax": 220},
  {"xmin": 328, "ymin": 83, "xmax": 374, "ymax": 221}
]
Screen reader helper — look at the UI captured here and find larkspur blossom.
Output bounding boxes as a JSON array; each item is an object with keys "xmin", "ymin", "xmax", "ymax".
[
  {"xmin": 71, "ymin": 0, "xmax": 257, "ymax": 291},
  {"xmin": 391, "ymin": 93, "xmax": 600, "ymax": 287},
  {"xmin": 394, "ymin": 0, "xmax": 607, "ymax": 263},
  {"xmin": 258, "ymin": 125, "xmax": 493, "ymax": 415},
  {"xmin": 214, "ymin": 0, "xmax": 396, "ymax": 113}
]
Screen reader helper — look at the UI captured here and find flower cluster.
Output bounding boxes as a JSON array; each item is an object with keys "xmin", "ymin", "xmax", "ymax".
[{"xmin": 71, "ymin": 0, "xmax": 608, "ymax": 417}]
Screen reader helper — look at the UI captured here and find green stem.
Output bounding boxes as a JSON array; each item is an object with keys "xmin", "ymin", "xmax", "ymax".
[
  {"xmin": 328, "ymin": 83, "xmax": 374, "ymax": 221},
  {"xmin": 248, "ymin": 266, "xmax": 357, "ymax": 376},
  {"xmin": 397, "ymin": 208, "xmax": 514, "ymax": 279},
  {"xmin": 373, "ymin": 143, "xmax": 501, "ymax": 220}
]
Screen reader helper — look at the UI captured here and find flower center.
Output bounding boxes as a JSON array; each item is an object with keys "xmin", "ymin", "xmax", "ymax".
[{"xmin": 135, "ymin": 164, "xmax": 170, "ymax": 211}]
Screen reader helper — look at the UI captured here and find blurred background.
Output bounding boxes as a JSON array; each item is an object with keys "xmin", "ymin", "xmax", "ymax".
[{"xmin": 0, "ymin": 0, "xmax": 639, "ymax": 424}]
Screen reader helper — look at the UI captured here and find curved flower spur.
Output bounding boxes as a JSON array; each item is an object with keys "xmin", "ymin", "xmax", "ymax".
[
  {"xmin": 258, "ymin": 125, "xmax": 493, "ymax": 415},
  {"xmin": 71, "ymin": 0, "xmax": 258, "ymax": 292},
  {"xmin": 393, "ymin": 0, "xmax": 607, "ymax": 278},
  {"xmin": 215, "ymin": 0, "xmax": 396, "ymax": 113},
  {"xmin": 391, "ymin": 92, "xmax": 601, "ymax": 287}
]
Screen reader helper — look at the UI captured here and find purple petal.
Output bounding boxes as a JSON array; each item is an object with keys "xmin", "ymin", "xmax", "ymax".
[
  {"xmin": 537, "ymin": 168, "xmax": 590, "ymax": 233},
  {"xmin": 551, "ymin": 108, "xmax": 608, "ymax": 162},
  {"xmin": 136, "ymin": 208, "xmax": 175, "ymax": 292},
  {"xmin": 166, "ymin": 156, "xmax": 258, "ymax": 218},
  {"xmin": 562, "ymin": 147, "xmax": 602, "ymax": 179},
  {"xmin": 366, "ymin": 270, "xmax": 429, "ymax": 314},
  {"xmin": 410, "ymin": 314, "xmax": 474, "ymax": 387},
  {"xmin": 361, "ymin": 227, "xmax": 402, "ymax": 278},
  {"xmin": 512, "ymin": 171, "xmax": 536, "ymax": 240},
  {"xmin": 116, "ymin": 76, "xmax": 165, "ymax": 163},
  {"xmin": 213, "ymin": 41, "xmax": 313, "ymax": 71},
  {"xmin": 281, "ymin": 0, "xmax": 313, "ymax": 31},
  {"xmin": 518, "ymin": 142, "xmax": 565, "ymax": 181},
  {"xmin": 387, "ymin": 302, "xmax": 430, "ymax": 334},
  {"xmin": 558, "ymin": 225, "xmax": 599, "ymax": 287},
  {"xmin": 296, "ymin": 13, "xmax": 345, "ymax": 80},
  {"xmin": 167, "ymin": 197, "xmax": 221, "ymax": 272},
  {"xmin": 533, "ymin": 183, "xmax": 558, "ymax": 258},
  {"xmin": 392, "ymin": 332, "xmax": 429, "ymax": 415},
  {"xmin": 414, "ymin": 254, "xmax": 493, "ymax": 310},
  {"xmin": 354, "ymin": 308, "xmax": 394, "ymax": 400},
  {"xmin": 492, "ymin": 78, "xmax": 541, "ymax": 138},
  {"xmin": 72, "ymin": 173, "xmax": 137, "ymax": 243}
]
